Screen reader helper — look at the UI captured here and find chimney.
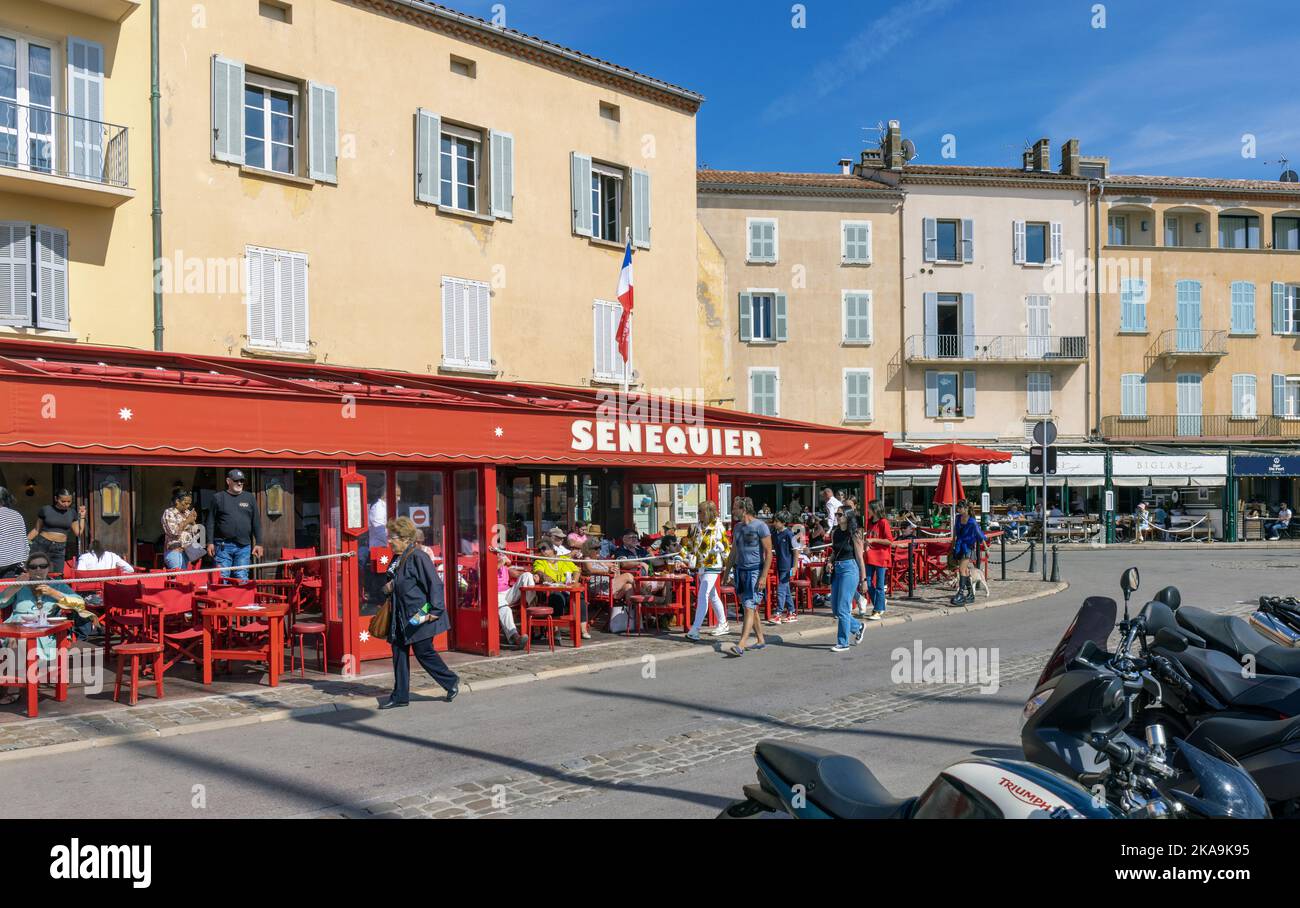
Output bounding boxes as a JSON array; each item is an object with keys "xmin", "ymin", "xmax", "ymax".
[
  {"xmin": 1034, "ymin": 138, "xmax": 1051, "ymax": 172},
  {"xmin": 1059, "ymin": 138, "xmax": 1080, "ymax": 176},
  {"xmin": 883, "ymin": 119, "xmax": 905, "ymax": 171},
  {"xmin": 838, "ymin": 157, "xmax": 853, "ymax": 176}
]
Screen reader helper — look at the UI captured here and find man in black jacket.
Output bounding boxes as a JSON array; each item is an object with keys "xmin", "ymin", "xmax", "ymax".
[{"xmin": 205, "ymin": 469, "xmax": 263, "ymax": 581}]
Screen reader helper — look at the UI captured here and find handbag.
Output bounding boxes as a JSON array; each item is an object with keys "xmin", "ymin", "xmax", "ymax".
[{"xmin": 369, "ymin": 598, "xmax": 392, "ymax": 640}]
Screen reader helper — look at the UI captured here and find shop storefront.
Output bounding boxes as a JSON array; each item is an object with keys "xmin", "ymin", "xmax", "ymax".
[
  {"xmin": 1110, "ymin": 454, "xmax": 1228, "ymax": 540},
  {"xmin": 1231, "ymin": 453, "xmax": 1300, "ymax": 540},
  {"xmin": 0, "ymin": 340, "xmax": 885, "ymax": 666}
]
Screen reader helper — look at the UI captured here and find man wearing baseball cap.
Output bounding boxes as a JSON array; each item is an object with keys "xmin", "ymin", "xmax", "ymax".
[{"xmin": 205, "ymin": 469, "xmax": 263, "ymax": 580}]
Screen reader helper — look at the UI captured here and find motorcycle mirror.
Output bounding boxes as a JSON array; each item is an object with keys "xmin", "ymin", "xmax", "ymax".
[
  {"xmin": 1153, "ymin": 627, "xmax": 1188, "ymax": 652},
  {"xmin": 1120, "ymin": 567, "xmax": 1139, "ymax": 597}
]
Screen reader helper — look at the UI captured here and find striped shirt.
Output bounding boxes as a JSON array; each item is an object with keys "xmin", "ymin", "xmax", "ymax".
[{"xmin": 0, "ymin": 506, "xmax": 29, "ymax": 569}]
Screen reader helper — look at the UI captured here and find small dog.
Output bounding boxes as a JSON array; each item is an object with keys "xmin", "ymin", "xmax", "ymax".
[{"xmin": 949, "ymin": 568, "xmax": 990, "ymax": 597}]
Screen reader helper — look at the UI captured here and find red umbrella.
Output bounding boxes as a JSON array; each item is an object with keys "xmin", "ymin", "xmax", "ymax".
[{"xmin": 933, "ymin": 463, "xmax": 965, "ymax": 507}]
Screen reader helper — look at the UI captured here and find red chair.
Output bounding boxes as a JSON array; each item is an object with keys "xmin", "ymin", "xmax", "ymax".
[
  {"xmin": 280, "ymin": 546, "xmax": 323, "ymax": 618},
  {"xmin": 139, "ymin": 588, "xmax": 202, "ymax": 676},
  {"xmin": 103, "ymin": 580, "xmax": 151, "ymax": 656},
  {"xmin": 64, "ymin": 566, "xmax": 124, "ymax": 603},
  {"xmin": 113, "ymin": 642, "xmax": 164, "ymax": 705}
]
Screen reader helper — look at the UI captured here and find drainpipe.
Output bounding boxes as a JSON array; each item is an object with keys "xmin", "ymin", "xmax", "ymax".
[
  {"xmin": 150, "ymin": 0, "xmax": 163, "ymax": 351},
  {"xmin": 1081, "ymin": 179, "xmax": 1091, "ymax": 438},
  {"xmin": 897, "ymin": 196, "xmax": 908, "ymax": 441},
  {"xmin": 1092, "ymin": 181, "xmax": 1104, "ymax": 436},
  {"xmin": 1226, "ymin": 447, "xmax": 1237, "ymax": 542}
]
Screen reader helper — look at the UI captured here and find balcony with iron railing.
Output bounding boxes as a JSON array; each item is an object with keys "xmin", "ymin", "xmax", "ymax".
[
  {"xmin": 904, "ymin": 333, "xmax": 1088, "ymax": 364},
  {"xmin": 1101, "ymin": 414, "xmax": 1300, "ymax": 441},
  {"xmin": 0, "ymin": 100, "xmax": 133, "ymax": 206},
  {"xmin": 1148, "ymin": 329, "xmax": 1228, "ymax": 360}
]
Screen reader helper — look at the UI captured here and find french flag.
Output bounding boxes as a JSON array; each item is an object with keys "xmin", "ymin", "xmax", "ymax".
[{"xmin": 616, "ymin": 241, "xmax": 634, "ymax": 362}]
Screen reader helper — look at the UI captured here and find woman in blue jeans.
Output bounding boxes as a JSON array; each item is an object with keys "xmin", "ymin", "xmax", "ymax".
[{"xmin": 828, "ymin": 510, "xmax": 868, "ymax": 653}]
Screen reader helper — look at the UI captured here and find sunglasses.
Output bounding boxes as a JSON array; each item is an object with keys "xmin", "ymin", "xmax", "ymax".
[{"xmin": 27, "ymin": 562, "xmax": 50, "ymax": 570}]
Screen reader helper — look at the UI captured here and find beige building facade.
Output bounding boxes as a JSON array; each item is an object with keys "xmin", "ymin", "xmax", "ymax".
[
  {"xmin": 0, "ymin": 0, "xmax": 147, "ymax": 349},
  {"xmin": 156, "ymin": 0, "xmax": 703, "ymax": 392},
  {"xmin": 696, "ymin": 169, "xmax": 903, "ymax": 432}
]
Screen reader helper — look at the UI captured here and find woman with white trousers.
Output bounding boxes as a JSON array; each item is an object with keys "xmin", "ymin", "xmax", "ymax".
[{"xmin": 683, "ymin": 499, "xmax": 731, "ymax": 639}]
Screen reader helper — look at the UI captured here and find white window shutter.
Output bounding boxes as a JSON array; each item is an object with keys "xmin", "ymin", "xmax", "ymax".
[
  {"xmin": 441, "ymin": 279, "xmax": 459, "ymax": 363},
  {"xmin": 749, "ymin": 222, "xmax": 762, "ymax": 261},
  {"xmin": 1050, "ymin": 221, "xmax": 1063, "ymax": 263},
  {"xmin": 279, "ymin": 251, "xmax": 308, "ymax": 350},
  {"xmin": 1013, "ymin": 220, "xmax": 1026, "ymax": 264},
  {"xmin": 738, "ymin": 292, "xmax": 753, "ymax": 342},
  {"xmin": 308, "ymin": 82, "xmax": 338, "ymax": 184},
  {"xmin": 862, "ymin": 222, "xmax": 872, "ymax": 263},
  {"xmin": 490, "ymin": 130, "xmax": 515, "ymax": 220},
  {"xmin": 67, "ymin": 37, "xmax": 105, "ymax": 181},
  {"xmin": 1273, "ymin": 282, "xmax": 1287, "ymax": 335},
  {"xmin": 571, "ymin": 152, "xmax": 593, "ymax": 237},
  {"xmin": 211, "ymin": 55, "xmax": 245, "ymax": 164},
  {"xmin": 0, "ymin": 222, "xmax": 31, "ymax": 327},
  {"xmin": 415, "ymin": 109, "xmax": 441, "ymax": 204},
  {"xmin": 631, "ymin": 168, "xmax": 651, "ymax": 249},
  {"xmin": 774, "ymin": 292, "xmax": 788, "ymax": 341},
  {"xmin": 473, "ymin": 281, "xmax": 492, "ymax": 368},
  {"xmin": 961, "ymin": 219, "xmax": 975, "ymax": 262},
  {"xmin": 35, "ymin": 226, "xmax": 69, "ymax": 331},
  {"xmin": 923, "ymin": 218, "xmax": 937, "ymax": 262},
  {"xmin": 962, "ymin": 370, "xmax": 977, "ymax": 416},
  {"xmin": 245, "ymin": 246, "xmax": 275, "ymax": 347}
]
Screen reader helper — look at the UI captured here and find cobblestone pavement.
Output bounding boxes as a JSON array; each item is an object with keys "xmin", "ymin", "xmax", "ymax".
[{"xmin": 0, "ymin": 575, "xmax": 1061, "ymax": 759}]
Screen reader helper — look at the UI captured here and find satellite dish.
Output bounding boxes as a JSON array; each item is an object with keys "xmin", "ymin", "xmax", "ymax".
[
  {"xmin": 1281, "ymin": 170, "xmax": 1299, "ymax": 183},
  {"xmin": 902, "ymin": 139, "xmax": 917, "ymax": 162}
]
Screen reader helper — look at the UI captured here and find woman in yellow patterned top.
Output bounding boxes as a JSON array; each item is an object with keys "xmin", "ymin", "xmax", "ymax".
[{"xmin": 683, "ymin": 499, "xmax": 731, "ymax": 640}]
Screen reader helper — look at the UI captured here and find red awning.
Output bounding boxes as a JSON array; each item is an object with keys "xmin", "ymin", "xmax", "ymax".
[
  {"xmin": 0, "ymin": 339, "xmax": 885, "ymax": 474},
  {"xmin": 884, "ymin": 443, "xmax": 1012, "ymax": 470}
]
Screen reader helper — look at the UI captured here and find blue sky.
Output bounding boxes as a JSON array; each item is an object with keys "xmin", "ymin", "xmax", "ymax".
[{"xmin": 452, "ymin": 0, "xmax": 1300, "ymax": 179}]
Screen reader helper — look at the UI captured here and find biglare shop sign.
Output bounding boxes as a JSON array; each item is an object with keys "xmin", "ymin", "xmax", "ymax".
[{"xmin": 570, "ymin": 419, "xmax": 765, "ymax": 458}]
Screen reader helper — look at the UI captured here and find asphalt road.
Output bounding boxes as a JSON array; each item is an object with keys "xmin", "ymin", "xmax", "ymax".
[{"xmin": 0, "ymin": 546, "xmax": 1289, "ymax": 819}]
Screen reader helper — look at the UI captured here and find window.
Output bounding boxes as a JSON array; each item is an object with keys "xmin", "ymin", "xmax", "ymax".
[
  {"xmin": 1119, "ymin": 278, "xmax": 1148, "ymax": 332},
  {"xmin": 842, "ymin": 291, "xmax": 872, "ymax": 344},
  {"xmin": 1232, "ymin": 374, "xmax": 1257, "ymax": 418},
  {"xmin": 1027, "ymin": 372, "xmax": 1051, "ymax": 416},
  {"xmin": 592, "ymin": 299, "xmax": 630, "ymax": 381},
  {"xmin": 244, "ymin": 76, "xmax": 297, "ymax": 175},
  {"xmin": 1274, "ymin": 216, "xmax": 1300, "ymax": 251},
  {"xmin": 936, "ymin": 219, "xmax": 959, "ymax": 262},
  {"xmin": 0, "ymin": 34, "xmax": 56, "ymax": 173},
  {"xmin": 1219, "ymin": 214, "xmax": 1260, "ymax": 249},
  {"xmin": 245, "ymin": 245, "xmax": 308, "ymax": 352},
  {"xmin": 441, "ymin": 276, "xmax": 491, "ymax": 370},
  {"xmin": 1231, "ymin": 281, "xmax": 1256, "ymax": 334},
  {"xmin": 1014, "ymin": 220, "xmax": 1061, "ymax": 265},
  {"xmin": 1285, "ymin": 377, "xmax": 1300, "ymax": 419},
  {"xmin": 749, "ymin": 368, "xmax": 778, "ymax": 416},
  {"xmin": 1164, "ymin": 215, "xmax": 1180, "ymax": 247},
  {"xmin": 599, "ymin": 101, "xmax": 620, "ymax": 122},
  {"xmin": 924, "ymin": 218, "xmax": 973, "ymax": 263},
  {"xmin": 1120, "ymin": 373, "xmax": 1146, "ymax": 418},
  {"xmin": 925, "ymin": 369, "xmax": 975, "ymax": 418},
  {"xmin": 0, "ymin": 221, "xmax": 68, "ymax": 331},
  {"xmin": 1273, "ymin": 283, "xmax": 1300, "ymax": 335},
  {"xmin": 1107, "ymin": 214, "xmax": 1128, "ymax": 245},
  {"xmin": 258, "ymin": 1, "xmax": 292, "ymax": 23},
  {"xmin": 747, "ymin": 218, "xmax": 777, "ymax": 263},
  {"xmin": 1024, "ymin": 222, "xmax": 1048, "ymax": 264},
  {"xmin": 922, "ymin": 291, "xmax": 971, "ymax": 358},
  {"xmin": 841, "ymin": 221, "xmax": 872, "ymax": 264},
  {"xmin": 440, "ymin": 124, "xmax": 480, "ymax": 212},
  {"xmin": 739, "ymin": 290, "xmax": 786, "ymax": 343},
  {"xmin": 591, "ymin": 163, "xmax": 623, "ymax": 241},
  {"xmin": 450, "ymin": 55, "xmax": 476, "ymax": 78},
  {"xmin": 843, "ymin": 369, "xmax": 873, "ymax": 421}
]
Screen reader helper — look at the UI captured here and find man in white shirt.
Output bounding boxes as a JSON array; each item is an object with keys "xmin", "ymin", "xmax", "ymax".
[
  {"xmin": 821, "ymin": 488, "xmax": 842, "ymax": 524},
  {"xmin": 1269, "ymin": 503, "xmax": 1293, "ymax": 540},
  {"xmin": 75, "ymin": 539, "xmax": 135, "ymax": 573}
]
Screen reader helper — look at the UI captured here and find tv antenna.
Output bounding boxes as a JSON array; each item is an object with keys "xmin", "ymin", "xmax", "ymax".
[{"xmin": 1267, "ymin": 155, "xmax": 1298, "ymax": 182}]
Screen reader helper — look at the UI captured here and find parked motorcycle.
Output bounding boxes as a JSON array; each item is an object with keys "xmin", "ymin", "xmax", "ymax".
[{"xmin": 1154, "ymin": 586, "xmax": 1300, "ymax": 677}]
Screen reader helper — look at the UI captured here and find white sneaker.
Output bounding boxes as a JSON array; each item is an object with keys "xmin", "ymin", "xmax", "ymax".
[
  {"xmin": 867, "ymin": 611, "xmax": 884, "ymax": 621},
  {"xmin": 710, "ymin": 623, "xmax": 731, "ymax": 636},
  {"xmin": 852, "ymin": 624, "xmax": 867, "ymax": 646},
  {"xmin": 829, "ymin": 644, "xmax": 851, "ymax": 653},
  {"xmin": 685, "ymin": 629, "xmax": 701, "ymax": 640}
]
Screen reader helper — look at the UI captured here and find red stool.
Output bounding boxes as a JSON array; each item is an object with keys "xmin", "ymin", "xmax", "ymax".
[
  {"xmin": 720, "ymin": 586, "xmax": 740, "ymax": 621},
  {"xmin": 290, "ymin": 621, "xmax": 328, "ymax": 677},
  {"xmin": 525, "ymin": 606, "xmax": 557, "ymax": 653},
  {"xmin": 113, "ymin": 643, "xmax": 164, "ymax": 705},
  {"xmin": 623, "ymin": 594, "xmax": 651, "ymax": 636},
  {"xmin": 791, "ymin": 578, "xmax": 812, "ymax": 613}
]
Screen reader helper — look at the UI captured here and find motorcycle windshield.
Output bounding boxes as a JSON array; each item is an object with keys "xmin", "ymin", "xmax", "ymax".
[
  {"xmin": 1171, "ymin": 738, "xmax": 1271, "ymax": 819},
  {"xmin": 1035, "ymin": 596, "xmax": 1118, "ymax": 689}
]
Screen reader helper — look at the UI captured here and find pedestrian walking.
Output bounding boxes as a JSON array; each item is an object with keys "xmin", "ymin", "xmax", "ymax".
[
  {"xmin": 380, "ymin": 516, "xmax": 459, "ymax": 709},
  {"xmin": 827, "ymin": 509, "xmax": 868, "ymax": 653},
  {"xmin": 950, "ymin": 501, "xmax": 985, "ymax": 606},
  {"xmin": 724, "ymin": 498, "xmax": 771, "ymax": 656},
  {"xmin": 864, "ymin": 501, "xmax": 893, "ymax": 620},
  {"xmin": 0, "ymin": 486, "xmax": 28, "ymax": 580},
  {"xmin": 682, "ymin": 499, "xmax": 730, "ymax": 639},
  {"xmin": 27, "ymin": 488, "xmax": 85, "ymax": 574},
  {"xmin": 204, "ymin": 469, "xmax": 263, "ymax": 581},
  {"xmin": 766, "ymin": 510, "xmax": 797, "ymax": 625}
]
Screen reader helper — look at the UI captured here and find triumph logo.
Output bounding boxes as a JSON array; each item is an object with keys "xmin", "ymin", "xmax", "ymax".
[
  {"xmin": 998, "ymin": 777, "xmax": 1052, "ymax": 810},
  {"xmin": 49, "ymin": 839, "xmax": 151, "ymax": 889}
]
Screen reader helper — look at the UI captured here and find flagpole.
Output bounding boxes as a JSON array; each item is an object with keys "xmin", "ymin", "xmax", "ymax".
[{"xmin": 622, "ymin": 227, "xmax": 632, "ymax": 400}]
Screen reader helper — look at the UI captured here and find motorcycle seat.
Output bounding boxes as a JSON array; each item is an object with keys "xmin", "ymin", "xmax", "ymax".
[
  {"xmin": 1185, "ymin": 715, "xmax": 1300, "ymax": 758},
  {"xmin": 756, "ymin": 740, "xmax": 915, "ymax": 819},
  {"xmin": 1178, "ymin": 606, "xmax": 1300, "ymax": 675}
]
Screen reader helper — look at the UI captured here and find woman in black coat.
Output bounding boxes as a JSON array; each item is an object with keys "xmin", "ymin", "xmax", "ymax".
[{"xmin": 380, "ymin": 517, "xmax": 460, "ymax": 709}]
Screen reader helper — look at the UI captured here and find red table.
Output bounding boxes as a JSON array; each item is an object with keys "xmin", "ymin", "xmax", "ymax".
[
  {"xmin": 631, "ymin": 573, "xmax": 692, "ymax": 631},
  {"xmin": 517, "ymin": 584, "xmax": 586, "ymax": 647},
  {"xmin": 199, "ymin": 601, "xmax": 288, "ymax": 686},
  {"xmin": 0, "ymin": 620, "xmax": 73, "ymax": 717}
]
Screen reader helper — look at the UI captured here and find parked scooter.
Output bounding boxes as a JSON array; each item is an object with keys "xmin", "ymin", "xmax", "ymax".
[
  {"xmin": 1022, "ymin": 567, "xmax": 1300, "ymax": 818},
  {"xmin": 1154, "ymin": 586, "xmax": 1300, "ymax": 676}
]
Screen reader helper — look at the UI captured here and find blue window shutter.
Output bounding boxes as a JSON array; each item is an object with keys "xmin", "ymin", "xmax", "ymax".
[
  {"xmin": 570, "ymin": 152, "xmax": 593, "ymax": 236},
  {"xmin": 1135, "ymin": 279, "xmax": 1147, "ymax": 331},
  {"xmin": 962, "ymin": 370, "xmax": 976, "ymax": 416},
  {"xmin": 923, "ymin": 292, "xmax": 938, "ymax": 357},
  {"xmin": 35, "ymin": 226, "xmax": 69, "ymax": 331},
  {"xmin": 925, "ymin": 370, "xmax": 939, "ymax": 417},
  {"xmin": 308, "ymin": 82, "xmax": 338, "ymax": 184},
  {"xmin": 1120, "ymin": 280, "xmax": 1134, "ymax": 331},
  {"xmin": 631, "ymin": 168, "xmax": 651, "ymax": 248},
  {"xmin": 0, "ymin": 222, "xmax": 31, "ymax": 327},
  {"xmin": 962, "ymin": 293, "xmax": 976, "ymax": 359},
  {"xmin": 1231, "ymin": 281, "xmax": 1255, "ymax": 333},
  {"xmin": 961, "ymin": 219, "xmax": 975, "ymax": 262},
  {"xmin": 415, "ymin": 109, "xmax": 441, "ymax": 203},
  {"xmin": 211, "ymin": 55, "xmax": 245, "ymax": 164},
  {"xmin": 1274, "ymin": 374, "xmax": 1286, "ymax": 416},
  {"xmin": 774, "ymin": 293, "xmax": 788, "ymax": 341},
  {"xmin": 923, "ymin": 218, "xmax": 937, "ymax": 262},
  {"xmin": 1013, "ymin": 220, "xmax": 1025, "ymax": 264},
  {"xmin": 490, "ymin": 130, "xmax": 516, "ymax": 220},
  {"xmin": 739, "ymin": 292, "xmax": 752, "ymax": 342},
  {"xmin": 1121, "ymin": 375, "xmax": 1133, "ymax": 417},
  {"xmin": 1273, "ymin": 282, "xmax": 1287, "ymax": 334}
]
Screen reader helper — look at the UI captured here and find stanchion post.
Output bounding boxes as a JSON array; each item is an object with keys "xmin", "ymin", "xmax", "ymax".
[
  {"xmin": 1000, "ymin": 532, "xmax": 1007, "ymax": 581},
  {"xmin": 1027, "ymin": 540, "xmax": 1036, "ymax": 574},
  {"xmin": 1050, "ymin": 544, "xmax": 1060, "ymax": 583},
  {"xmin": 907, "ymin": 539, "xmax": 915, "ymax": 599}
]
